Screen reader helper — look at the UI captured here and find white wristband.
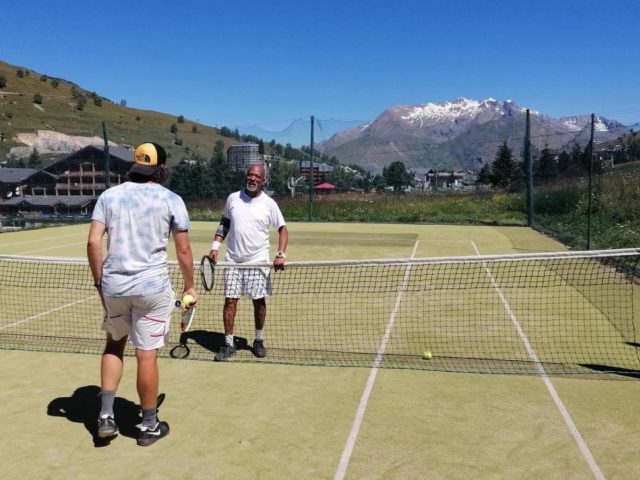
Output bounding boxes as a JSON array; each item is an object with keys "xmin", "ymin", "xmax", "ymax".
[{"xmin": 211, "ymin": 240, "xmax": 221, "ymax": 251}]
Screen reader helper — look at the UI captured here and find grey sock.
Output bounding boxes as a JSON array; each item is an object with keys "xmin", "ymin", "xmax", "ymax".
[
  {"xmin": 99, "ymin": 390, "xmax": 116, "ymax": 418},
  {"xmin": 141, "ymin": 407, "xmax": 157, "ymax": 429}
]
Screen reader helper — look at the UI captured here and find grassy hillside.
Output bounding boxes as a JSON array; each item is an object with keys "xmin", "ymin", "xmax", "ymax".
[{"xmin": 0, "ymin": 59, "xmax": 233, "ymax": 164}]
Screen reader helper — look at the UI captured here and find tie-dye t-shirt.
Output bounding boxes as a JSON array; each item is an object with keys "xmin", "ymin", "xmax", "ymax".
[{"xmin": 92, "ymin": 181, "xmax": 190, "ymax": 297}]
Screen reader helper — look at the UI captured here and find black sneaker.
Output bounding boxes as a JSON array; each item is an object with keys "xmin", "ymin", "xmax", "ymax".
[
  {"xmin": 137, "ymin": 420, "xmax": 170, "ymax": 446},
  {"xmin": 214, "ymin": 343, "xmax": 236, "ymax": 361},
  {"xmin": 252, "ymin": 339, "xmax": 267, "ymax": 358},
  {"xmin": 97, "ymin": 415, "xmax": 119, "ymax": 438}
]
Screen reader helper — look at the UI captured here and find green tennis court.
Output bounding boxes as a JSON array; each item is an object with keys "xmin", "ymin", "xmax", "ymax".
[{"xmin": 1, "ymin": 223, "xmax": 640, "ymax": 479}]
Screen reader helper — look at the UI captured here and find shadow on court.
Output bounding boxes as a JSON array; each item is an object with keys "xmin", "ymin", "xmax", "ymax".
[
  {"xmin": 46, "ymin": 385, "xmax": 165, "ymax": 447},
  {"xmin": 579, "ymin": 364, "xmax": 640, "ymax": 379},
  {"xmin": 169, "ymin": 330, "xmax": 250, "ymax": 359}
]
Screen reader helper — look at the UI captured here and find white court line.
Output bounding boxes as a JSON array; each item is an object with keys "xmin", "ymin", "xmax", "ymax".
[
  {"xmin": 0, "ymin": 233, "xmax": 83, "ymax": 248},
  {"xmin": 471, "ymin": 241, "xmax": 605, "ymax": 480},
  {"xmin": 0, "ymin": 295, "xmax": 97, "ymax": 331},
  {"xmin": 334, "ymin": 240, "xmax": 420, "ymax": 480},
  {"xmin": 15, "ymin": 240, "xmax": 87, "ymax": 255}
]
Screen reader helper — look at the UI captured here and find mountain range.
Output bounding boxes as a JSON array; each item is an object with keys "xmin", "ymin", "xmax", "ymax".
[
  {"xmin": 317, "ymin": 98, "xmax": 628, "ymax": 172},
  {"xmin": 1, "ymin": 59, "xmax": 630, "ymax": 174}
]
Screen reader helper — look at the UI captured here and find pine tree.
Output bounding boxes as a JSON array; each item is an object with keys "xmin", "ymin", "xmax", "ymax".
[
  {"xmin": 557, "ymin": 151, "xmax": 571, "ymax": 173},
  {"xmin": 208, "ymin": 140, "xmax": 243, "ymax": 198},
  {"xmin": 536, "ymin": 145, "xmax": 558, "ymax": 180},
  {"xmin": 477, "ymin": 163, "xmax": 492, "ymax": 184},
  {"xmin": 490, "ymin": 141, "xmax": 519, "ymax": 190},
  {"xmin": 383, "ymin": 161, "xmax": 412, "ymax": 193},
  {"xmin": 28, "ymin": 148, "xmax": 41, "ymax": 167},
  {"xmin": 569, "ymin": 143, "xmax": 584, "ymax": 173}
]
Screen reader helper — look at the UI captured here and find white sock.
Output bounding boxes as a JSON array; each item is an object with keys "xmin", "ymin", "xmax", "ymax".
[
  {"xmin": 255, "ymin": 329, "xmax": 264, "ymax": 341},
  {"xmin": 225, "ymin": 334, "xmax": 234, "ymax": 346}
]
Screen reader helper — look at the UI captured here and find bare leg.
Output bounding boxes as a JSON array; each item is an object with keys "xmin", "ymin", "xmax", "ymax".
[
  {"xmin": 136, "ymin": 348, "xmax": 159, "ymax": 410},
  {"xmin": 252, "ymin": 298, "xmax": 266, "ymax": 330},
  {"xmin": 223, "ymin": 297, "xmax": 238, "ymax": 335},
  {"xmin": 101, "ymin": 334, "xmax": 127, "ymax": 391}
]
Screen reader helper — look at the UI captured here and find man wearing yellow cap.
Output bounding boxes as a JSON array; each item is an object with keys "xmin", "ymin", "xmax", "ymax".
[{"xmin": 87, "ymin": 142, "xmax": 196, "ymax": 446}]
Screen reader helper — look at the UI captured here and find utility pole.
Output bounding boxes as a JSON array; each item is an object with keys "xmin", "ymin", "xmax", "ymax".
[
  {"xmin": 308, "ymin": 115, "xmax": 314, "ymax": 221},
  {"xmin": 586, "ymin": 113, "xmax": 595, "ymax": 250},
  {"xmin": 525, "ymin": 109, "xmax": 533, "ymax": 226},
  {"xmin": 102, "ymin": 121, "xmax": 111, "ymax": 189}
]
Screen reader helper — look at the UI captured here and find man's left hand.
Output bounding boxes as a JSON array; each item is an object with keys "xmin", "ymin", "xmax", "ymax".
[{"xmin": 273, "ymin": 257, "xmax": 286, "ymax": 272}]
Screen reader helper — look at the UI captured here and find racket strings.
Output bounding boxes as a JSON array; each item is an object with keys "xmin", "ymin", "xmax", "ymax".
[{"xmin": 200, "ymin": 256, "xmax": 215, "ymax": 291}]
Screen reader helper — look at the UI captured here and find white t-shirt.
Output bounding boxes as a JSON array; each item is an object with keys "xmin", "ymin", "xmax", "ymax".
[
  {"xmin": 223, "ymin": 190, "xmax": 286, "ymax": 264},
  {"xmin": 92, "ymin": 181, "xmax": 190, "ymax": 296}
]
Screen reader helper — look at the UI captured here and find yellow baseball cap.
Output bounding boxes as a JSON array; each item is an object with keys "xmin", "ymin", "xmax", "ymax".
[{"xmin": 130, "ymin": 142, "xmax": 167, "ymax": 175}]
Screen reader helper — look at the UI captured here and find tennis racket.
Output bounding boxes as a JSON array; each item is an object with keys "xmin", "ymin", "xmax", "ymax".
[
  {"xmin": 200, "ymin": 255, "xmax": 216, "ymax": 291},
  {"xmin": 174, "ymin": 298, "xmax": 196, "ymax": 332},
  {"xmin": 181, "ymin": 307, "xmax": 196, "ymax": 332},
  {"xmin": 170, "ymin": 342, "xmax": 190, "ymax": 359}
]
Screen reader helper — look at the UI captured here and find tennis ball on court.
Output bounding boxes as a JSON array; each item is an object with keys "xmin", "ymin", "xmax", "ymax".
[
  {"xmin": 182, "ymin": 294, "xmax": 195, "ymax": 306},
  {"xmin": 422, "ymin": 351, "xmax": 432, "ymax": 360}
]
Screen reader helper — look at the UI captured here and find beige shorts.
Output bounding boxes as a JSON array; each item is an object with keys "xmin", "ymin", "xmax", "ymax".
[
  {"xmin": 102, "ymin": 285, "xmax": 175, "ymax": 350},
  {"xmin": 223, "ymin": 266, "xmax": 272, "ymax": 300}
]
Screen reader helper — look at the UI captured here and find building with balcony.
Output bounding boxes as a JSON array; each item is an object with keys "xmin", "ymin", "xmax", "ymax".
[
  {"xmin": 0, "ymin": 145, "xmax": 134, "ymax": 216},
  {"xmin": 0, "ymin": 168, "xmax": 57, "ymax": 199},
  {"xmin": 298, "ymin": 160, "xmax": 333, "ymax": 185},
  {"xmin": 45, "ymin": 145, "xmax": 133, "ymax": 196}
]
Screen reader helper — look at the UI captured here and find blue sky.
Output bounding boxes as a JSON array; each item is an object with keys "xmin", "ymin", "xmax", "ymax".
[{"xmin": 1, "ymin": 0, "xmax": 639, "ymax": 145}]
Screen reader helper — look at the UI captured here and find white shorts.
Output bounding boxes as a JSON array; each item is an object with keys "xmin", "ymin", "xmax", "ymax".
[
  {"xmin": 223, "ymin": 266, "xmax": 272, "ymax": 300},
  {"xmin": 102, "ymin": 285, "xmax": 174, "ymax": 350}
]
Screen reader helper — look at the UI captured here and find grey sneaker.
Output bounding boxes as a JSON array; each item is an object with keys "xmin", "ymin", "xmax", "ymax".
[
  {"xmin": 252, "ymin": 339, "xmax": 267, "ymax": 358},
  {"xmin": 214, "ymin": 343, "xmax": 236, "ymax": 361},
  {"xmin": 97, "ymin": 415, "xmax": 119, "ymax": 438},
  {"xmin": 137, "ymin": 420, "xmax": 170, "ymax": 446}
]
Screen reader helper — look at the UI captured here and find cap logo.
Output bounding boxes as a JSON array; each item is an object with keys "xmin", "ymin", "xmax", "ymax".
[
  {"xmin": 136, "ymin": 152, "xmax": 152, "ymax": 164},
  {"xmin": 134, "ymin": 144, "xmax": 159, "ymax": 166},
  {"xmin": 131, "ymin": 142, "xmax": 166, "ymax": 176}
]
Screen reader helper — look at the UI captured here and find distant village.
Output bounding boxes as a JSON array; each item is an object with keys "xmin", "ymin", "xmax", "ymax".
[{"xmin": 0, "ymin": 141, "xmax": 479, "ymax": 223}]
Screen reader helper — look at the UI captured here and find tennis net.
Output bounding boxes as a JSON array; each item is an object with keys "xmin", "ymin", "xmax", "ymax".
[{"xmin": 1, "ymin": 249, "xmax": 639, "ymax": 375}]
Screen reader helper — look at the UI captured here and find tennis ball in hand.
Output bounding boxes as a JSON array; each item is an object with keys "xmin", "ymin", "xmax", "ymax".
[
  {"xmin": 182, "ymin": 294, "xmax": 195, "ymax": 306},
  {"xmin": 422, "ymin": 351, "xmax": 432, "ymax": 360}
]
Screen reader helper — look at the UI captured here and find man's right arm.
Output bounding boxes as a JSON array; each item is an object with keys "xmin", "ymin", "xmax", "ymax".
[
  {"xmin": 87, "ymin": 220, "xmax": 105, "ymax": 286},
  {"xmin": 87, "ymin": 219, "xmax": 107, "ymax": 309},
  {"xmin": 174, "ymin": 230, "xmax": 197, "ymax": 303}
]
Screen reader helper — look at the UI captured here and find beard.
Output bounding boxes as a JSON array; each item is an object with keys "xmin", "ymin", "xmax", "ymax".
[{"xmin": 246, "ymin": 182, "xmax": 259, "ymax": 192}]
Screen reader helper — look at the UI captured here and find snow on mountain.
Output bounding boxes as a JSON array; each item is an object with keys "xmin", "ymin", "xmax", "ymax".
[
  {"xmin": 403, "ymin": 98, "xmax": 498, "ymax": 124},
  {"xmin": 560, "ymin": 115, "xmax": 624, "ymax": 133},
  {"xmin": 318, "ymin": 98, "xmax": 627, "ymax": 172}
]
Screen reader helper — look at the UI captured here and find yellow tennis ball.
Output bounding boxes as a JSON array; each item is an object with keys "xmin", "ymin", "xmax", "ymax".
[
  {"xmin": 423, "ymin": 351, "xmax": 432, "ymax": 360},
  {"xmin": 182, "ymin": 294, "xmax": 194, "ymax": 306}
]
